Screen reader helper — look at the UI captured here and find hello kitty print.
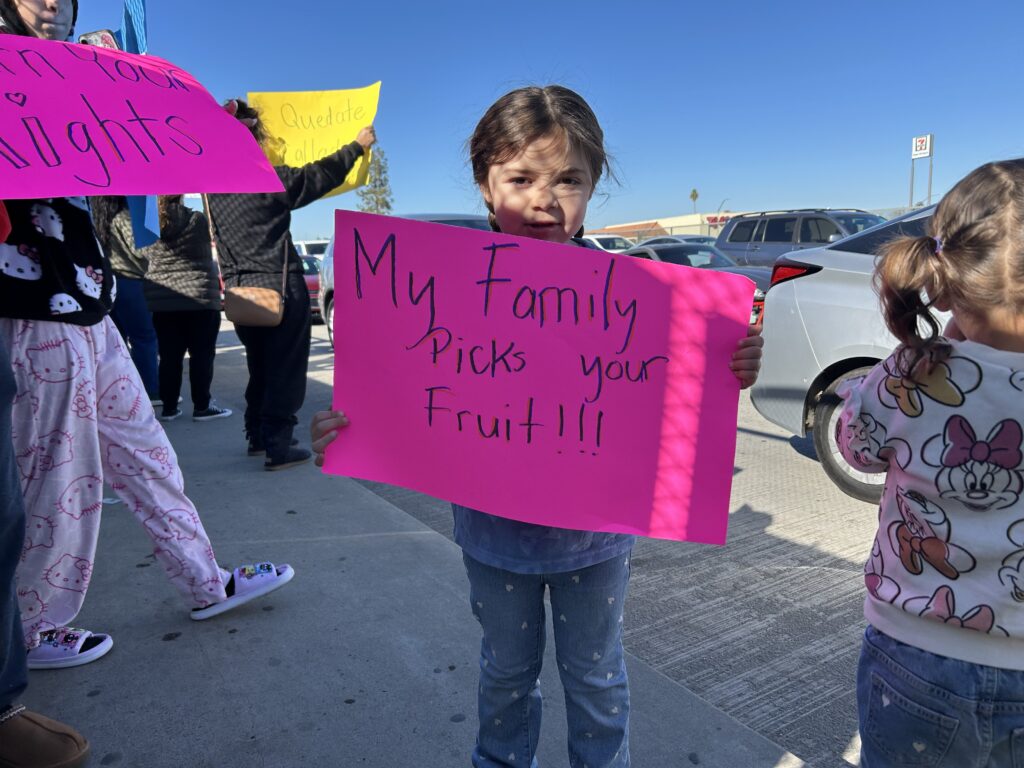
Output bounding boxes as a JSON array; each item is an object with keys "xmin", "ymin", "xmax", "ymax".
[
  {"xmin": 837, "ymin": 340, "xmax": 1024, "ymax": 662},
  {"xmin": 0, "ymin": 197, "xmax": 113, "ymax": 325},
  {"xmin": 9, "ymin": 317, "xmax": 227, "ymax": 651}
]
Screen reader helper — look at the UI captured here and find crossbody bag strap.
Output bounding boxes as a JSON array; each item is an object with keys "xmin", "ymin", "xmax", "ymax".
[
  {"xmin": 281, "ymin": 236, "xmax": 289, "ymax": 295},
  {"xmin": 203, "ymin": 193, "xmax": 289, "ymax": 295}
]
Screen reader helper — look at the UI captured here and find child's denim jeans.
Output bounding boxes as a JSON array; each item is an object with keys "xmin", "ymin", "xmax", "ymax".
[
  {"xmin": 858, "ymin": 625, "xmax": 1024, "ymax": 767},
  {"xmin": 463, "ymin": 552, "xmax": 631, "ymax": 768}
]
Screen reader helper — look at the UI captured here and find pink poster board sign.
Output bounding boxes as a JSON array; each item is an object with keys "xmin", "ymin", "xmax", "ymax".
[
  {"xmin": 325, "ymin": 211, "xmax": 755, "ymax": 544},
  {"xmin": 0, "ymin": 36, "xmax": 283, "ymax": 199}
]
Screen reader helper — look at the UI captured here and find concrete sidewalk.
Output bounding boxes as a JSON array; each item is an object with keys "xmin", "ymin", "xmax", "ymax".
[{"xmin": 22, "ymin": 323, "xmax": 803, "ymax": 768}]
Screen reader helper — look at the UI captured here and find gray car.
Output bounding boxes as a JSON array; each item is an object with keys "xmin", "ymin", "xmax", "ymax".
[
  {"xmin": 750, "ymin": 206, "xmax": 938, "ymax": 502},
  {"xmin": 636, "ymin": 234, "xmax": 717, "ymax": 246},
  {"xmin": 623, "ymin": 243, "xmax": 770, "ymax": 325},
  {"xmin": 318, "ymin": 213, "xmax": 491, "ymax": 348},
  {"xmin": 716, "ymin": 209, "xmax": 886, "ymax": 267}
]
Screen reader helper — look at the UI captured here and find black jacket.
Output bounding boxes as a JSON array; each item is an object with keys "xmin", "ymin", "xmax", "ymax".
[
  {"xmin": 143, "ymin": 206, "xmax": 220, "ymax": 313},
  {"xmin": 207, "ymin": 141, "xmax": 365, "ymax": 291}
]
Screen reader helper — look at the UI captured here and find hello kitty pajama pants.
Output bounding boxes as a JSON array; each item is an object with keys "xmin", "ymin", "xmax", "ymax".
[{"xmin": 2, "ymin": 317, "xmax": 228, "ymax": 649}]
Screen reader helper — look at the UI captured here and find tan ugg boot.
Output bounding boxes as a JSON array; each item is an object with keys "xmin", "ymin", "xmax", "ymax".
[{"xmin": 0, "ymin": 708, "xmax": 89, "ymax": 768}]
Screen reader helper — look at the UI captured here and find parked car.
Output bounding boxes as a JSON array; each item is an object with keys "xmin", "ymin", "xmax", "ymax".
[
  {"xmin": 302, "ymin": 256, "xmax": 322, "ymax": 322},
  {"xmin": 294, "ymin": 239, "xmax": 330, "ymax": 257},
  {"xmin": 623, "ymin": 243, "xmax": 770, "ymax": 325},
  {"xmin": 715, "ymin": 209, "xmax": 886, "ymax": 267},
  {"xmin": 636, "ymin": 234, "xmax": 717, "ymax": 246},
  {"xmin": 750, "ymin": 206, "xmax": 938, "ymax": 502},
  {"xmin": 319, "ymin": 213, "xmax": 491, "ymax": 348},
  {"xmin": 580, "ymin": 234, "xmax": 636, "ymax": 252}
]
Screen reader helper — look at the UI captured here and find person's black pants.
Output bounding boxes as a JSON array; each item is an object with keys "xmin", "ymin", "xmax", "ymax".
[
  {"xmin": 152, "ymin": 309, "xmax": 222, "ymax": 413},
  {"xmin": 0, "ymin": 334, "xmax": 27, "ymax": 710},
  {"xmin": 234, "ymin": 272, "xmax": 311, "ymax": 459}
]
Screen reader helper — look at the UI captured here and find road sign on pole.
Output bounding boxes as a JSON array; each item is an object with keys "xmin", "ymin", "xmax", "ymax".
[{"xmin": 909, "ymin": 134, "xmax": 934, "ymax": 207}]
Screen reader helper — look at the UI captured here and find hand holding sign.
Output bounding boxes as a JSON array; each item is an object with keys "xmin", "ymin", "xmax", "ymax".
[
  {"xmin": 324, "ymin": 211, "xmax": 757, "ymax": 545},
  {"xmin": 0, "ymin": 36, "xmax": 283, "ymax": 198}
]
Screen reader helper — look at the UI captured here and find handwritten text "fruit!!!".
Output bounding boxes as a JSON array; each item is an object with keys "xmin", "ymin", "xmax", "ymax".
[
  {"xmin": 0, "ymin": 36, "xmax": 283, "ymax": 199},
  {"xmin": 325, "ymin": 212, "xmax": 754, "ymax": 544}
]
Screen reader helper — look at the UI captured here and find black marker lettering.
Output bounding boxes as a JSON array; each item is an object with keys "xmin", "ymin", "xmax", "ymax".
[
  {"xmin": 66, "ymin": 121, "xmax": 111, "ymax": 187},
  {"xmin": 164, "ymin": 116, "xmax": 202, "ymax": 155},
  {"xmin": 81, "ymin": 93, "xmax": 149, "ymax": 163},
  {"xmin": 18, "ymin": 47, "xmax": 64, "ymax": 79},
  {"xmin": 126, "ymin": 99, "xmax": 165, "ymax": 156},
  {"xmin": 353, "ymin": 228, "xmax": 397, "ymax": 306},
  {"xmin": 22, "ymin": 116, "xmax": 60, "ymax": 167},
  {"xmin": 476, "ymin": 243, "xmax": 517, "ymax": 316}
]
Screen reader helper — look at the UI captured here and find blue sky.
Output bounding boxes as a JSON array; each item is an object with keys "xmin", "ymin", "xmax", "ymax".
[{"xmin": 78, "ymin": 1, "xmax": 1024, "ymax": 239}]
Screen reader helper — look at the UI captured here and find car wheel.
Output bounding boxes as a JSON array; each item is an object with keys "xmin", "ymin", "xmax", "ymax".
[
  {"xmin": 812, "ymin": 366, "xmax": 885, "ymax": 504},
  {"xmin": 326, "ymin": 297, "xmax": 334, "ymax": 349}
]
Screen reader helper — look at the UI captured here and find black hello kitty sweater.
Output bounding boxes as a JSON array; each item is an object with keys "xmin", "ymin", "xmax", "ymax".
[{"xmin": 0, "ymin": 197, "xmax": 115, "ymax": 326}]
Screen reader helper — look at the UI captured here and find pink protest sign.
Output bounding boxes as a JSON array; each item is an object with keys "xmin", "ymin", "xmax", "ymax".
[
  {"xmin": 0, "ymin": 37, "xmax": 283, "ymax": 198},
  {"xmin": 326, "ymin": 212, "xmax": 755, "ymax": 544}
]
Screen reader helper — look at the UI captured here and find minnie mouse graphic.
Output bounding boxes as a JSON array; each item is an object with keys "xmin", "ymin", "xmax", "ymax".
[{"xmin": 923, "ymin": 415, "xmax": 1024, "ymax": 512}]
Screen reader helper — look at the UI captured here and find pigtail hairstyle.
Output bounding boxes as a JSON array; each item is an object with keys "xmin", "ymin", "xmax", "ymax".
[
  {"xmin": 469, "ymin": 85, "xmax": 612, "ymax": 234},
  {"xmin": 876, "ymin": 158, "xmax": 1024, "ymax": 374}
]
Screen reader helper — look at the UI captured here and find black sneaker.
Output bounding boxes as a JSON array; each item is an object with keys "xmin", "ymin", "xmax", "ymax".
[
  {"xmin": 264, "ymin": 447, "xmax": 311, "ymax": 471},
  {"xmin": 193, "ymin": 404, "xmax": 233, "ymax": 422},
  {"xmin": 158, "ymin": 408, "xmax": 182, "ymax": 422},
  {"xmin": 248, "ymin": 437, "xmax": 299, "ymax": 457}
]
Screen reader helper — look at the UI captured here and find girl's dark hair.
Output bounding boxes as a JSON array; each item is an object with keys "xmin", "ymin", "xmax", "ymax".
[
  {"xmin": 89, "ymin": 196, "xmax": 128, "ymax": 248},
  {"xmin": 0, "ymin": 0, "xmax": 78, "ymax": 37},
  {"xmin": 876, "ymin": 158, "xmax": 1024, "ymax": 372},
  {"xmin": 228, "ymin": 98, "xmax": 271, "ymax": 149},
  {"xmin": 470, "ymin": 85, "xmax": 611, "ymax": 231}
]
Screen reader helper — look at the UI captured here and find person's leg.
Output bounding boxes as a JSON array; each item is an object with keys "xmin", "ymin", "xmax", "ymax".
[
  {"xmin": 186, "ymin": 310, "xmax": 220, "ymax": 413},
  {"xmin": 260, "ymin": 273, "xmax": 311, "ymax": 466},
  {"xmin": 234, "ymin": 323, "xmax": 268, "ymax": 451},
  {"xmin": 990, "ymin": 666, "xmax": 1024, "ymax": 768},
  {"xmin": 0, "ymin": 329, "xmax": 27, "ymax": 709},
  {"xmin": 856, "ymin": 625, "xmax": 978, "ymax": 767},
  {"xmin": 109, "ymin": 277, "xmax": 159, "ymax": 399},
  {"xmin": 463, "ymin": 553, "xmax": 545, "ymax": 768},
  {"xmin": 151, "ymin": 311, "xmax": 187, "ymax": 417},
  {"xmin": 0, "ymin": 325, "xmax": 89, "ymax": 765},
  {"xmin": 5, "ymin": 321, "xmax": 104, "ymax": 652},
  {"xmin": 549, "ymin": 554, "xmax": 631, "ymax": 768},
  {"xmin": 92, "ymin": 318, "xmax": 228, "ymax": 610}
]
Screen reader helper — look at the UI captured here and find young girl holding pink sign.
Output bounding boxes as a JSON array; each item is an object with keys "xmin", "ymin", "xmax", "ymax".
[{"xmin": 311, "ymin": 85, "xmax": 762, "ymax": 767}]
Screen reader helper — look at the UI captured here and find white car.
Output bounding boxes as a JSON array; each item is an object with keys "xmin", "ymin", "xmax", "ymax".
[
  {"xmin": 318, "ymin": 214, "xmax": 491, "ymax": 348},
  {"xmin": 751, "ymin": 206, "xmax": 939, "ymax": 502},
  {"xmin": 580, "ymin": 234, "xmax": 636, "ymax": 252},
  {"xmin": 294, "ymin": 239, "xmax": 330, "ymax": 258}
]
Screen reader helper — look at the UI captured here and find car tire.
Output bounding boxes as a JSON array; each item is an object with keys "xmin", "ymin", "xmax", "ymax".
[
  {"xmin": 812, "ymin": 366, "xmax": 885, "ymax": 504},
  {"xmin": 326, "ymin": 297, "xmax": 334, "ymax": 350}
]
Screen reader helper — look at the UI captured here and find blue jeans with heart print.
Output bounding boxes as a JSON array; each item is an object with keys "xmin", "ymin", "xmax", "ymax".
[
  {"xmin": 463, "ymin": 552, "xmax": 631, "ymax": 768},
  {"xmin": 858, "ymin": 625, "xmax": 1024, "ymax": 767}
]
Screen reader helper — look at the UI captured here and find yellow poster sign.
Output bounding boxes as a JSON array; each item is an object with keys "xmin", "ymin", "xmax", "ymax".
[{"xmin": 248, "ymin": 82, "xmax": 381, "ymax": 199}]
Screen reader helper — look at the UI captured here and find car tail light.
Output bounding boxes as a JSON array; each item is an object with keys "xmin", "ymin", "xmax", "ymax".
[
  {"xmin": 769, "ymin": 259, "xmax": 821, "ymax": 288},
  {"xmin": 760, "ymin": 259, "xmax": 821, "ymax": 326}
]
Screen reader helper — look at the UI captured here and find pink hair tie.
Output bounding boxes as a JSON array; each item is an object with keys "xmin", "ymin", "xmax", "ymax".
[
  {"xmin": 239, "ymin": 117, "xmax": 258, "ymax": 128},
  {"xmin": 932, "ymin": 236, "xmax": 943, "ymax": 255}
]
